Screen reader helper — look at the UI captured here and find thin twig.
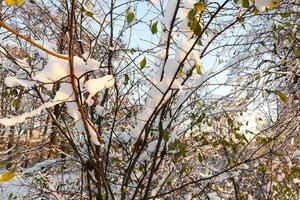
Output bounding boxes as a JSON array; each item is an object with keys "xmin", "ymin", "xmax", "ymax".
[{"xmin": 0, "ymin": 20, "xmax": 69, "ymax": 60}]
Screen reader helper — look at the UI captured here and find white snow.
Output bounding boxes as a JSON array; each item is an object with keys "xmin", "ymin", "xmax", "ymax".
[
  {"xmin": 0, "ymin": 101, "xmax": 58, "ymax": 126},
  {"xmin": 176, "ymin": 37, "xmax": 191, "ymax": 62},
  {"xmin": 171, "ymin": 80, "xmax": 182, "ymax": 90},
  {"xmin": 87, "ymin": 122, "xmax": 101, "ymax": 145},
  {"xmin": 207, "ymin": 192, "xmax": 221, "ymax": 200},
  {"xmin": 0, "ymin": 81, "xmax": 78, "ymax": 127},
  {"xmin": 84, "ymin": 75, "xmax": 115, "ymax": 105},
  {"xmin": 292, "ymin": 150, "xmax": 300, "ymax": 159},
  {"xmin": 52, "ymin": 83, "xmax": 74, "ymax": 103},
  {"xmin": 53, "ymin": 83, "xmax": 82, "ymax": 124},
  {"xmin": 285, "ymin": 156, "xmax": 293, "ymax": 168},
  {"xmin": 34, "ymin": 55, "xmax": 99, "ymax": 85},
  {"xmin": 162, "ymin": 0, "xmax": 178, "ymax": 30},
  {"xmin": 185, "ymin": 192, "xmax": 193, "ymax": 200},
  {"xmin": 0, "ymin": 159, "xmax": 58, "ymax": 199},
  {"xmin": 0, "ymin": 39, "xmax": 108, "ymax": 133},
  {"xmin": 131, "ymin": 0, "xmax": 204, "ymax": 139},
  {"xmin": 131, "ymin": 58, "xmax": 181, "ymax": 138},
  {"xmin": 147, "ymin": 140, "xmax": 158, "ymax": 152},
  {"xmin": 215, "ymin": 171, "xmax": 239, "ymax": 182},
  {"xmin": 95, "ymin": 105, "xmax": 104, "ymax": 116},
  {"xmin": 184, "ymin": 0, "xmax": 195, "ymax": 8},
  {"xmin": 238, "ymin": 163, "xmax": 249, "ymax": 170},
  {"xmin": 24, "ymin": 159, "xmax": 57, "ymax": 174},
  {"xmin": 4, "ymin": 77, "xmax": 34, "ymax": 88},
  {"xmin": 160, "ymin": 0, "xmax": 179, "ymax": 45},
  {"xmin": 238, "ymin": 109, "xmax": 263, "ymax": 140},
  {"xmin": 247, "ymin": 194, "xmax": 254, "ymax": 200},
  {"xmin": 33, "ymin": 40, "xmax": 57, "ymax": 58}
]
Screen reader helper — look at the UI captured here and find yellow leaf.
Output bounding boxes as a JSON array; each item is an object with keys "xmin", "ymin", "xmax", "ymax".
[
  {"xmin": 194, "ymin": 2, "xmax": 205, "ymax": 12},
  {"xmin": 0, "ymin": 170, "xmax": 16, "ymax": 182},
  {"xmin": 4, "ymin": 0, "xmax": 14, "ymax": 6},
  {"xmin": 48, "ymin": 150, "xmax": 57, "ymax": 158},
  {"xmin": 177, "ymin": 67, "xmax": 183, "ymax": 77},
  {"xmin": 267, "ymin": 1, "xmax": 275, "ymax": 8},
  {"xmin": 17, "ymin": 0, "xmax": 25, "ymax": 6},
  {"xmin": 4, "ymin": 0, "xmax": 25, "ymax": 6},
  {"xmin": 252, "ymin": 7, "xmax": 259, "ymax": 15}
]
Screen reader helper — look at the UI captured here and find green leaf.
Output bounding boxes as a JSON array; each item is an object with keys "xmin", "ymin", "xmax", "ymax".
[
  {"xmin": 8, "ymin": 192, "xmax": 13, "ymax": 200},
  {"xmin": 187, "ymin": 9, "xmax": 196, "ymax": 20},
  {"xmin": 283, "ymin": 21, "xmax": 291, "ymax": 27},
  {"xmin": 227, "ymin": 116, "xmax": 233, "ymax": 127},
  {"xmin": 272, "ymin": 32, "xmax": 277, "ymax": 40},
  {"xmin": 197, "ymin": 112, "xmax": 205, "ymax": 123},
  {"xmin": 242, "ymin": 0, "xmax": 250, "ymax": 8},
  {"xmin": 10, "ymin": 89, "xmax": 18, "ymax": 97},
  {"xmin": 276, "ymin": 91, "xmax": 288, "ymax": 103},
  {"xmin": 2, "ymin": 90, "xmax": 9, "ymax": 98},
  {"xmin": 179, "ymin": 165, "xmax": 192, "ymax": 175},
  {"xmin": 26, "ymin": 54, "xmax": 32, "ymax": 65},
  {"xmin": 124, "ymin": 74, "xmax": 129, "ymax": 85},
  {"xmin": 186, "ymin": 69, "xmax": 193, "ymax": 77},
  {"xmin": 140, "ymin": 57, "xmax": 147, "ymax": 69},
  {"xmin": 86, "ymin": 11, "xmax": 94, "ymax": 17},
  {"xmin": 188, "ymin": 18, "xmax": 197, "ymax": 29},
  {"xmin": 127, "ymin": 9, "xmax": 135, "ymax": 24},
  {"xmin": 291, "ymin": 166, "xmax": 300, "ymax": 176},
  {"xmin": 163, "ymin": 130, "xmax": 170, "ymax": 142},
  {"xmin": 173, "ymin": 139, "xmax": 187, "ymax": 157},
  {"xmin": 12, "ymin": 99, "xmax": 21, "ymax": 109},
  {"xmin": 188, "ymin": 16, "xmax": 201, "ymax": 36},
  {"xmin": 256, "ymin": 136, "xmax": 268, "ymax": 145},
  {"xmin": 197, "ymin": 38, "xmax": 203, "ymax": 45},
  {"xmin": 200, "ymin": 135, "xmax": 209, "ymax": 145},
  {"xmin": 193, "ymin": 23, "xmax": 202, "ymax": 36},
  {"xmin": 297, "ymin": 24, "xmax": 300, "ymax": 31},
  {"xmin": 130, "ymin": 48, "xmax": 137, "ymax": 54},
  {"xmin": 121, "ymin": 186, "xmax": 128, "ymax": 193},
  {"xmin": 288, "ymin": 36, "xmax": 293, "ymax": 43},
  {"xmin": 150, "ymin": 21, "xmax": 158, "ymax": 34},
  {"xmin": 257, "ymin": 163, "xmax": 267, "ymax": 173},
  {"xmin": 220, "ymin": 139, "xmax": 231, "ymax": 147},
  {"xmin": 295, "ymin": 46, "xmax": 300, "ymax": 56},
  {"xmin": 234, "ymin": 131, "xmax": 248, "ymax": 142},
  {"xmin": 280, "ymin": 13, "xmax": 290, "ymax": 18},
  {"xmin": 198, "ymin": 153, "xmax": 205, "ymax": 162},
  {"xmin": 195, "ymin": 63, "xmax": 202, "ymax": 75},
  {"xmin": 111, "ymin": 157, "xmax": 122, "ymax": 166}
]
